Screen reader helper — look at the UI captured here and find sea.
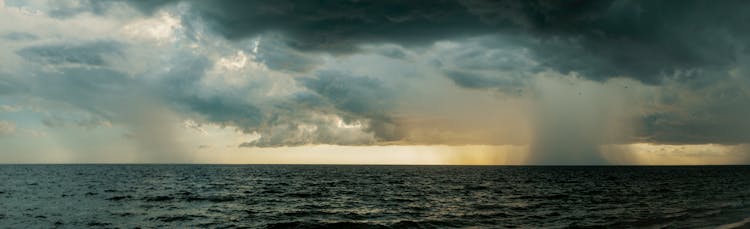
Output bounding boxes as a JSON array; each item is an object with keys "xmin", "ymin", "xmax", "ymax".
[{"xmin": 0, "ymin": 165, "xmax": 749, "ymax": 228}]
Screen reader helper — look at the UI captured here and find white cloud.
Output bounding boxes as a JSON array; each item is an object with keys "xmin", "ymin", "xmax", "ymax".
[
  {"xmin": 121, "ymin": 12, "xmax": 183, "ymax": 44},
  {"xmin": 217, "ymin": 51, "xmax": 249, "ymax": 71}
]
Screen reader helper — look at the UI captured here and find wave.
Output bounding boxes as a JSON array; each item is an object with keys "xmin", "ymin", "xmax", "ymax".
[{"xmin": 715, "ymin": 216, "xmax": 750, "ymax": 229}]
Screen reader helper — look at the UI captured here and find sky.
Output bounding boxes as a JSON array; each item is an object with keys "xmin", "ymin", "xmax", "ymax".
[{"xmin": 1, "ymin": 0, "xmax": 749, "ymax": 165}]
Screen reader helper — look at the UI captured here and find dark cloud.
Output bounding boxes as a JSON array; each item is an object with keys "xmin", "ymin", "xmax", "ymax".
[
  {"xmin": 375, "ymin": 46, "xmax": 407, "ymax": 59},
  {"xmin": 445, "ymin": 70, "xmax": 525, "ymax": 93},
  {"xmin": 461, "ymin": 0, "xmax": 749, "ymax": 84},
  {"xmin": 255, "ymin": 34, "xmax": 323, "ymax": 73},
  {"xmin": 132, "ymin": 49, "xmax": 269, "ymax": 136},
  {"xmin": 124, "ymin": 0, "xmax": 494, "ymax": 53},
  {"xmin": 119, "ymin": 0, "xmax": 750, "ymax": 85},
  {"xmin": 108, "ymin": 47, "xmax": 392, "ymax": 147},
  {"xmin": 641, "ymin": 86, "xmax": 750, "ymax": 144},
  {"xmin": 181, "ymin": 96, "xmax": 264, "ymax": 131},
  {"xmin": 189, "ymin": 0, "xmax": 490, "ymax": 53},
  {"xmin": 299, "ymin": 72, "xmax": 389, "ymax": 116},
  {"xmin": 8, "ymin": 40, "xmax": 388, "ymax": 148},
  {"xmin": 642, "ymin": 111, "xmax": 750, "ymax": 145},
  {"xmin": 6, "ymin": 0, "xmax": 725, "ymax": 89},
  {"xmin": 4, "ymin": 0, "xmax": 750, "ymax": 151},
  {"xmin": 19, "ymin": 0, "xmax": 746, "ymax": 84},
  {"xmin": 116, "ymin": 0, "xmax": 178, "ymax": 15},
  {"xmin": 297, "ymin": 71, "xmax": 403, "ymax": 142}
]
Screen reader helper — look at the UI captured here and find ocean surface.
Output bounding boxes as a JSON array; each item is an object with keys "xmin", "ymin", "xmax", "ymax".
[{"xmin": 1, "ymin": 165, "xmax": 749, "ymax": 228}]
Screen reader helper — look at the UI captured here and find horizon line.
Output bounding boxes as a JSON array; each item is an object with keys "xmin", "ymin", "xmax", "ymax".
[{"xmin": 1, "ymin": 163, "xmax": 748, "ymax": 166}]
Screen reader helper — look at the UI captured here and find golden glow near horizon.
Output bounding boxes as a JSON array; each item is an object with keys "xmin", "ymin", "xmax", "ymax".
[
  {"xmin": 1, "ymin": 102, "xmax": 746, "ymax": 165},
  {"xmin": 601, "ymin": 143, "xmax": 750, "ymax": 165},
  {"xmin": 2, "ymin": 117, "xmax": 747, "ymax": 165},
  {"xmin": 194, "ymin": 145, "xmax": 529, "ymax": 165},
  {"xmin": 195, "ymin": 143, "xmax": 749, "ymax": 165}
]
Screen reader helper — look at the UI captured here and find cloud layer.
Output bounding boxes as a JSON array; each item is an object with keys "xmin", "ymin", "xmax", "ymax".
[{"xmin": 1, "ymin": 0, "xmax": 750, "ymax": 164}]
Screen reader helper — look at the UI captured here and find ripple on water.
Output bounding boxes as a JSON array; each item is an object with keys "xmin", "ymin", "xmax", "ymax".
[{"xmin": 0, "ymin": 165, "xmax": 748, "ymax": 228}]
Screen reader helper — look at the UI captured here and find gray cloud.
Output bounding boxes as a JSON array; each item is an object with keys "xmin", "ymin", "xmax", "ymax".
[
  {"xmin": 0, "ymin": 77, "xmax": 27, "ymax": 95},
  {"xmin": 6, "ymin": 40, "xmax": 191, "ymax": 160},
  {"xmin": 116, "ymin": 0, "xmax": 494, "ymax": 55},
  {"xmin": 374, "ymin": 46, "xmax": 407, "ymax": 59},
  {"xmin": 641, "ymin": 81, "xmax": 750, "ymax": 144},
  {"xmin": 3, "ymin": 0, "xmax": 750, "ymax": 160},
  {"xmin": 234, "ymin": 71, "xmax": 407, "ymax": 147},
  {"xmin": 17, "ymin": 41, "xmax": 124, "ymax": 67},
  {"xmin": 182, "ymin": 1, "xmax": 489, "ymax": 53},
  {"xmin": 117, "ymin": 0, "xmax": 748, "ymax": 85},
  {"xmin": 461, "ymin": 0, "xmax": 749, "ymax": 84},
  {"xmin": 298, "ymin": 71, "xmax": 403, "ymax": 141},
  {"xmin": 41, "ymin": 115, "xmax": 110, "ymax": 129},
  {"xmin": 255, "ymin": 34, "xmax": 323, "ymax": 73},
  {"xmin": 444, "ymin": 70, "xmax": 526, "ymax": 94},
  {"xmin": 1, "ymin": 32, "xmax": 38, "ymax": 41}
]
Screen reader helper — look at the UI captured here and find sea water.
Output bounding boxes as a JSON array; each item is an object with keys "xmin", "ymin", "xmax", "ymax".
[{"xmin": 1, "ymin": 165, "xmax": 749, "ymax": 228}]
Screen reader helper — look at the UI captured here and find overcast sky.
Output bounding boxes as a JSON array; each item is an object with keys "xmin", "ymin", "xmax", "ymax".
[{"xmin": 1, "ymin": 0, "xmax": 749, "ymax": 164}]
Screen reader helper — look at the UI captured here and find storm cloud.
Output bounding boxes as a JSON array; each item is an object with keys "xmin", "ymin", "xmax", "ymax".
[
  {"xmin": 110, "ymin": 0, "xmax": 750, "ymax": 84},
  {"xmin": 1, "ymin": 0, "xmax": 750, "ymax": 164}
]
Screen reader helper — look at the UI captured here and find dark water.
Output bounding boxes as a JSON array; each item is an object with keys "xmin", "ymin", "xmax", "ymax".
[{"xmin": 1, "ymin": 165, "xmax": 749, "ymax": 228}]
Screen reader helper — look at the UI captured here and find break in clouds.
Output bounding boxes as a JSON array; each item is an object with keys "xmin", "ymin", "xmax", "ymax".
[{"xmin": 1, "ymin": 0, "xmax": 750, "ymax": 164}]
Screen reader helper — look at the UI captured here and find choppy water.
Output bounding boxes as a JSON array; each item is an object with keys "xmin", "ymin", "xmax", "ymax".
[{"xmin": 1, "ymin": 165, "xmax": 749, "ymax": 228}]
